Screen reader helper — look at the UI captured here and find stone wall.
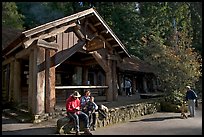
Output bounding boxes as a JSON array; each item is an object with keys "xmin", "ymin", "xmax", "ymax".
[
  {"xmin": 96, "ymin": 101, "xmax": 160, "ymax": 128},
  {"xmin": 55, "ymin": 100, "xmax": 161, "ymax": 134}
]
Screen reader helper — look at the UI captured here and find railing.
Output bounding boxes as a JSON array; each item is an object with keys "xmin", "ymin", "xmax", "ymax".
[
  {"xmin": 55, "ymin": 85, "xmax": 108, "ymax": 89},
  {"xmin": 55, "ymin": 86, "xmax": 109, "ymax": 103}
]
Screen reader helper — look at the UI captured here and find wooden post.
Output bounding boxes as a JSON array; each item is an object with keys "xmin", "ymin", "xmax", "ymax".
[
  {"xmin": 9, "ymin": 61, "xmax": 14, "ymax": 102},
  {"xmin": 106, "ymin": 59, "xmax": 113, "ymax": 101},
  {"xmin": 33, "ymin": 47, "xmax": 46, "ymax": 115},
  {"xmin": 118, "ymin": 73, "xmax": 123, "ymax": 95},
  {"xmin": 112, "ymin": 60, "xmax": 118, "ymax": 101},
  {"xmin": 82, "ymin": 66, "xmax": 88, "ymax": 85},
  {"xmin": 13, "ymin": 59, "xmax": 21, "ymax": 103},
  {"xmin": 132, "ymin": 77, "xmax": 136, "ymax": 94},
  {"xmin": 28, "ymin": 49, "xmax": 34, "ymax": 114},
  {"xmin": 45, "ymin": 49, "xmax": 56, "ymax": 113}
]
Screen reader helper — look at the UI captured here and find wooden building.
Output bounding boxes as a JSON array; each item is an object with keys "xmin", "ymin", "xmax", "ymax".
[{"xmin": 2, "ymin": 8, "xmax": 158, "ymax": 116}]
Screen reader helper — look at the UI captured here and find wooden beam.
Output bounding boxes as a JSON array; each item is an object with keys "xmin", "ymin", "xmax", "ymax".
[
  {"xmin": 23, "ymin": 23, "xmax": 76, "ymax": 48},
  {"xmin": 118, "ymin": 51, "xmax": 125, "ymax": 54},
  {"xmin": 87, "ymin": 23, "xmax": 97, "ymax": 32},
  {"xmin": 112, "ymin": 44, "xmax": 119, "ymax": 48},
  {"xmin": 37, "ymin": 39, "xmax": 59, "ymax": 50},
  {"xmin": 100, "ymin": 30, "xmax": 109, "ymax": 34},
  {"xmin": 2, "ymin": 57, "xmax": 15, "ymax": 66},
  {"xmin": 106, "ymin": 37, "xmax": 114, "ymax": 42},
  {"xmin": 52, "ymin": 40, "xmax": 86, "ymax": 67},
  {"xmin": 98, "ymin": 35, "xmax": 112, "ymax": 52},
  {"xmin": 91, "ymin": 51, "xmax": 109, "ymax": 72},
  {"xmin": 94, "ymin": 22, "xmax": 101, "ymax": 27},
  {"xmin": 73, "ymin": 25, "xmax": 85, "ymax": 40},
  {"xmin": 107, "ymin": 54, "xmax": 118, "ymax": 61}
]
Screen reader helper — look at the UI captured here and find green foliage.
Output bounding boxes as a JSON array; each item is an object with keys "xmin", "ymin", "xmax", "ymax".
[
  {"xmin": 7, "ymin": 2, "xmax": 201, "ymax": 95},
  {"xmin": 164, "ymin": 91, "xmax": 184, "ymax": 105},
  {"xmin": 16, "ymin": 2, "xmax": 74, "ymax": 29},
  {"xmin": 2, "ymin": 2, "xmax": 24, "ymax": 30},
  {"xmin": 160, "ymin": 90, "xmax": 185, "ymax": 112},
  {"xmin": 141, "ymin": 32, "xmax": 201, "ymax": 92}
]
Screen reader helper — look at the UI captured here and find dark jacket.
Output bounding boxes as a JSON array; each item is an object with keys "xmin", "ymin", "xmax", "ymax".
[{"xmin": 186, "ymin": 90, "xmax": 197, "ymax": 100}]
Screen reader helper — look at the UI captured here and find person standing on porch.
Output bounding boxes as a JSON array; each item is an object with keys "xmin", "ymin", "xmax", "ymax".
[{"xmin": 125, "ymin": 78, "xmax": 132, "ymax": 96}]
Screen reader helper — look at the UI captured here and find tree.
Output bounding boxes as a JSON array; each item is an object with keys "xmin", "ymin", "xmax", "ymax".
[
  {"xmin": 12, "ymin": 2, "xmax": 202, "ymax": 94},
  {"xmin": 73, "ymin": 2, "xmax": 202, "ymax": 93},
  {"xmin": 142, "ymin": 33, "xmax": 201, "ymax": 93},
  {"xmin": 2, "ymin": 2, "xmax": 24, "ymax": 30},
  {"xmin": 16, "ymin": 2, "xmax": 74, "ymax": 29}
]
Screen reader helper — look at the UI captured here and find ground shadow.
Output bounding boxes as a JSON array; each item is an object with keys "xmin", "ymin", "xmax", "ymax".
[
  {"xmin": 130, "ymin": 116, "xmax": 181, "ymax": 122},
  {"xmin": 2, "ymin": 127, "xmax": 58, "ymax": 135}
]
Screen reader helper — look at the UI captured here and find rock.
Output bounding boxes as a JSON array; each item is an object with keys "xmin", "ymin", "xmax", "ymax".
[{"xmin": 56, "ymin": 116, "xmax": 74, "ymax": 134}]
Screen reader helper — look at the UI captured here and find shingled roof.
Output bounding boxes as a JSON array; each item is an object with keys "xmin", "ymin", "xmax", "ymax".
[
  {"xmin": 119, "ymin": 56, "xmax": 155, "ymax": 74},
  {"xmin": 2, "ymin": 26, "xmax": 23, "ymax": 50}
]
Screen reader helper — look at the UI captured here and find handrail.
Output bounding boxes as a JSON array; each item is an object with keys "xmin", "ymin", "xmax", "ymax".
[{"xmin": 55, "ymin": 86, "xmax": 108, "ymax": 89}]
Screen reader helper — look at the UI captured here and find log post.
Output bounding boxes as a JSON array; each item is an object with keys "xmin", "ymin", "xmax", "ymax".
[
  {"xmin": 28, "ymin": 49, "xmax": 34, "ymax": 113},
  {"xmin": 32, "ymin": 46, "xmax": 46, "ymax": 115},
  {"xmin": 45, "ymin": 49, "xmax": 56, "ymax": 113},
  {"xmin": 112, "ymin": 60, "xmax": 118, "ymax": 101},
  {"xmin": 9, "ymin": 61, "xmax": 14, "ymax": 102},
  {"xmin": 105, "ymin": 59, "xmax": 113, "ymax": 101},
  {"xmin": 13, "ymin": 59, "xmax": 21, "ymax": 103}
]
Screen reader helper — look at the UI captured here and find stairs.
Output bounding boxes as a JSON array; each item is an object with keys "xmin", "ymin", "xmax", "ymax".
[{"xmin": 2, "ymin": 105, "xmax": 32, "ymax": 123}]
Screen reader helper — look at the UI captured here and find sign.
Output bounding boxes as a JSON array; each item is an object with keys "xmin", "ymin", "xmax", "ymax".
[{"xmin": 85, "ymin": 37, "xmax": 105, "ymax": 52}]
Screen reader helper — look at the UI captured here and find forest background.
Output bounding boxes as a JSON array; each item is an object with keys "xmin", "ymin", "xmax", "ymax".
[{"xmin": 2, "ymin": 2, "xmax": 202, "ymax": 97}]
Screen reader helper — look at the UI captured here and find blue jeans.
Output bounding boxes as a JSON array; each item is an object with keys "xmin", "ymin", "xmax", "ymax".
[
  {"xmin": 67, "ymin": 111, "xmax": 90, "ymax": 132},
  {"xmin": 188, "ymin": 99, "xmax": 196, "ymax": 117},
  {"xmin": 125, "ymin": 88, "xmax": 131, "ymax": 96}
]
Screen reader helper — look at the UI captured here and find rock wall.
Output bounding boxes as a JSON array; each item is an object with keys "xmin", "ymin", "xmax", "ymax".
[
  {"xmin": 56, "ymin": 100, "xmax": 160, "ymax": 133},
  {"xmin": 96, "ymin": 101, "xmax": 160, "ymax": 128}
]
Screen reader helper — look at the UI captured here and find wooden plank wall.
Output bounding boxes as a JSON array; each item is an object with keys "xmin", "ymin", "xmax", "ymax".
[{"xmin": 56, "ymin": 31, "xmax": 79, "ymax": 52}]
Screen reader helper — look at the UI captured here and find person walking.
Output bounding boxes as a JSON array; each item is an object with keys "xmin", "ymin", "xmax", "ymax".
[
  {"xmin": 125, "ymin": 78, "xmax": 132, "ymax": 96},
  {"xmin": 185, "ymin": 86, "xmax": 198, "ymax": 117},
  {"xmin": 66, "ymin": 91, "xmax": 92, "ymax": 135}
]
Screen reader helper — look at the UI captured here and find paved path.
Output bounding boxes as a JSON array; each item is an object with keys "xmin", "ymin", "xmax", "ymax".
[
  {"xmin": 93, "ymin": 106, "xmax": 202, "ymax": 135},
  {"xmin": 2, "ymin": 102, "xmax": 202, "ymax": 135}
]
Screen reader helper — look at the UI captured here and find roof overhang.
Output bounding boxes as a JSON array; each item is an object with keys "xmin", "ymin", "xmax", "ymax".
[{"xmin": 2, "ymin": 8, "xmax": 130, "ymax": 59}]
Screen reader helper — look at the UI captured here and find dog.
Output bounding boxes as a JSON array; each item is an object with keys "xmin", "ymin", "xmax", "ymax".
[
  {"xmin": 180, "ymin": 102, "xmax": 188, "ymax": 119},
  {"xmin": 181, "ymin": 111, "xmax": 188, "ymax": 119},
  {"xmin": 97, "ymin": 104, "xmax": 109, "ymax": 120}
]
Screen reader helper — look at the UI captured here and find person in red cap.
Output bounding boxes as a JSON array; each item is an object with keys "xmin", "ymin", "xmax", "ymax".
[{"xmin": 66, "ymin": 91, "xmax": 92, "ymax": 135}]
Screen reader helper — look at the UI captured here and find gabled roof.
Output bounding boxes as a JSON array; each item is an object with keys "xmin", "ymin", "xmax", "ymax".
[{"xmin": 2, "ymin": 8, "xmax": 130, "ymax": 59}]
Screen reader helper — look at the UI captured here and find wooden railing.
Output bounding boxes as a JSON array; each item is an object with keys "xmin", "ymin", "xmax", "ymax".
[{"xmin": 55, "ymin": 85, "xmax": 108, "ymax": 89}]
